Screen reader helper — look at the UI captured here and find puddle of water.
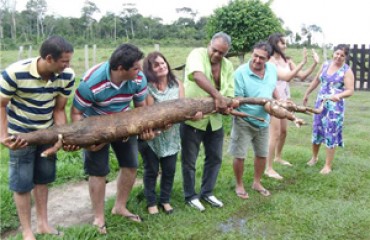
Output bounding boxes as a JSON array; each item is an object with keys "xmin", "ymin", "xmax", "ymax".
[{"xmin": 219, "ymin": 216, "xmax": 248, "ymax": 235}]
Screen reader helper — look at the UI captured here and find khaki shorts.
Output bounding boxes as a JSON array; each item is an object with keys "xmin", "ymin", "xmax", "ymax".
[{"xmin": 228, "ymin": 117, "xmax": 269, "ymax": 159}]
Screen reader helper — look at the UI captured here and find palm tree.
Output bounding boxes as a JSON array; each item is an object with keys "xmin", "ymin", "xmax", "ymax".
[{"xmin": 301, "ymin": 24, "xmax": 322, "ymax": 46}]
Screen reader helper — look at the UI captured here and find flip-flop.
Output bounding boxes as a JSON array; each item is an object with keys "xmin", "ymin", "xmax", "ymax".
[
  {"xmin": 123, "ymin": 214, "xmax": 142, "ymax": 223},
  {"xmin": 252, "ymin": 187, "xmax": 271, "ymax": 197},
  {"xmin": 94, "ymin": 224, "xmax": 107, "ymax": 235},
  {"xmin": 236, "ymin": 191, "xmax": 249, "ymax": 199}
]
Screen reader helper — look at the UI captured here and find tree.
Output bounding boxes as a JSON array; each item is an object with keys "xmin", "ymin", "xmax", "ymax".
[
  {"xmin": 301, "ymin": 24, "xmax": 322, "ymax": 46},
  {"xmin": 284, "ymin": 28, "xmax": 294, "ymax": 44},
  {"xmin": 26, "ymin": 0, "xmax": 47, "ymax": 41},
  {"xmin": 0, "ymin": 0, "xmax": 10, "ymax": 39},
  {"xmin": 16, "ymin": 97, "xmax": 317, "ymax": 156},
  {"xmin": 97, "ymin": 12, "xmax": 117, "ymax": 40},
  {"xmin": 295, "ymin": 32, "xmax": 302, "ymax": 43},
  {"xmin": 121, "ymin": 2, "xmax": 138, "ymax": 39},
  {"xmin": 81, "ymin": 0, "xmax": 100, "ymax": 41},
  {"xmin": 10, "ymin": 0, "xmax": 16, "ymax": 40},
  {"xmin": 206, "ymin": 0, "xmax": 283, "ymax": 63}
]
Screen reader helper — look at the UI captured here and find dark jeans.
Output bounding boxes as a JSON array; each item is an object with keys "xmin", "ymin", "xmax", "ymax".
[
  {"xmin": 84, "ymin": 136, "xmax": 138, "ymax": 177},
  {"xmin": 139, "ymin": 140, "xmax": 177, "ymax": 207},
  {"xmin": 180, "ymin": 123, "xmax": 224, "ymax": 201}
]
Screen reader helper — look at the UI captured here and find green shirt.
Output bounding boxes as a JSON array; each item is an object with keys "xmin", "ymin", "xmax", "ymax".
[{"xmin": 183, "ymin": 48, "xmax": 234, "ymax": 131}]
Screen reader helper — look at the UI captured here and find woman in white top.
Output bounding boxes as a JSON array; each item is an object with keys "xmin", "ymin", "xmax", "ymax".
[{"xmin": 265, "ymin": 33, "xmax": 320, "ymax": 179}]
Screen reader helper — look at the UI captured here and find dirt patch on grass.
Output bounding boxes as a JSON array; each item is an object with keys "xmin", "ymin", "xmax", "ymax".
[{"xmin": 2, "ymin": 178, "xmax": 142, "ymax": 239}]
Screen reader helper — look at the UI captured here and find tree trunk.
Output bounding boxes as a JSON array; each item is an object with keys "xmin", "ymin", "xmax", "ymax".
[
  {"xmin": 15, "ymin": 98, "xmax": 248, "ymax": 146},
  {"xmin": 15, "ymin": 97, "xmax": 321, "ymax": 148}
]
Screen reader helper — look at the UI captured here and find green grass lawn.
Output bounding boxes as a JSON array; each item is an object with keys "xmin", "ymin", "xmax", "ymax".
[{"xmin": 1, "ymin": 47, "xmax": 370, "ymax": 239}]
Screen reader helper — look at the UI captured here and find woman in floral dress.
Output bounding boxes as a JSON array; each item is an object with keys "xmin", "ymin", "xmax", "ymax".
[{"xmin": 303, "ymin": 44, "xmax": 355, "ymax": 174}]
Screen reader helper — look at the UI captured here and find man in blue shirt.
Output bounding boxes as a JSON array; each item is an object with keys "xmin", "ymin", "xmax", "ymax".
[
  {"xmin": 228, "ymin": 41, "xmax": 306, "ymax": 199},
  {"xmin": 71, "ymin": 44, "xmax": 148, "ymax": 234}
]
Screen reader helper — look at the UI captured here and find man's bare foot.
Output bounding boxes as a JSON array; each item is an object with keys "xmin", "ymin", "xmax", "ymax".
[
  {"xmin": 274, "ymin": 158, "xmax": 293, "ymax": 166},
  {"xmin": 36, "ymin": 225, "xmax": 64, "ymax": 236},
  {"xmin": 265, "ymin": 169, "xmax": 283, "ymax": 180},
  {"xmin": 23, "ymin": 230, "xmax": 36, "ymax": 240},
  {"xmin": 307, "ymin": 157, "xmax": 318, "ymax": 166},
  {"xmin": 320, "ymin": 166, "xmax": 332, "ymax": 175},
  {"xmin": 112, "ymin": 207, "xmax": 142, "ymax": 222}
]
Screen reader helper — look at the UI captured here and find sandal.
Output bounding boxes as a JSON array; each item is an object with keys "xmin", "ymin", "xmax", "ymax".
[
  {"xmin": 94, "ymin": 224, "xmax": 107, "ymax": 235},
  {"xmin": 236, "ymin": 191, "xmax": 249, "ymax": 199}
]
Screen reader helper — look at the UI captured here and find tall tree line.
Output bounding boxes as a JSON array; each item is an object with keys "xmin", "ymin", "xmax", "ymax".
[
  {"xmin": 0, "ymin": 0, "xmax": 322, "ymax": 50},
  {"xmin": 0, "ymin": 0, "xmax": 208, "ymax": 49}
]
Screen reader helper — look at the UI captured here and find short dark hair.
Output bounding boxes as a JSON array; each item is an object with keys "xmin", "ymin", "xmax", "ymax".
[
  {"xmin": 252, "ymin": 41, "xmax": 272, "ymax": 58},
  {"xmin": 268, "ymin": 32, "xmax": 287, "ymax": 62},
  {"xmin": 143, "ymin": 51, "xmax": 178, "ymax": 87},
  {"xmin": 334, "ymin": 44, "xmax": 350, "ymax": 56},
  {"xmin": 109, "ymin": 44, "xmax": 144, "ymax": 71},
  {"xmin": 39, "ymin": 36, "xmax": 74, "ymax": 60}
]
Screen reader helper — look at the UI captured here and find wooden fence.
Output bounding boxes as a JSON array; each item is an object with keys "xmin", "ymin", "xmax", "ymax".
[
  {"xmin": 4, "ymin": 44, "xmax": 370, "ymax": 91},
  {"xmin": 5, "ymin": 44, "xmax": 162, "ymax": 72},
  {"xmin": 347, "ymin": 44, "xmax": 370, "ymax": 91}
]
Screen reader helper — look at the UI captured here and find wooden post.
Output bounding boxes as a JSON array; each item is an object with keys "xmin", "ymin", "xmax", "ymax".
[
  {"xmin": 18, "ymin": 46, "xmax": 24, "ymax": 60},
  {"xmin": 367, "ymin": 45, "xmax": 370, "ymax": 90},
  {"xmin": 359, "ymin": 44, "xmax": 366, "ymax": 90},
  {"xmin": 154, "ymin": 44, "xmax": 160, "ymax": 51},
  {"xmin": 28, "ymin": 45, "xmax": 33, "ymax": 58},
  {"xmin": 0, "ymin": 41, "xmax": 2, "ymax": 70},
  {"xmin": 93, "ymin": 44, "xmax": 96, "ymax": 66},
  {"xmin": 84, "ymin": 45, "xmax": 89, "ymax": 71}
]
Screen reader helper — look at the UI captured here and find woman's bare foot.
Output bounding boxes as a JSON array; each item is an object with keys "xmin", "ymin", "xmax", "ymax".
[
  {"xmin": 148, "ymin": 205, "xmax": 159, "ymax": 215},
  {"xmin": 264, "ymin": 169, "xmax": 283, "ymax": 180},
  {"xmin": 274, "ymin": 158, "xmax": 292, "ymax": 166},
  {"xmin": 159, "ymin": 203, "xmax": 174, "ymax": 214},
  {"xmin": 320, "ymin": 166, "xmax": 332, "ymax": 175},
  {"xmin": 307, "ymin": 157, "xmax": 318, "ymax": 166}
]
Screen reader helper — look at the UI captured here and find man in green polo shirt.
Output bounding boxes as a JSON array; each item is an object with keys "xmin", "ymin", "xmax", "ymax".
[{"xmin": 180, "ymin": 32, "xmax": 235, "ymax": 211}]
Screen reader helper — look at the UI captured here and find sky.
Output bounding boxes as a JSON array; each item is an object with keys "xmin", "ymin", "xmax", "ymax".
[{"xmin": 14, "ymin": 0, "xmax": 369, "ymax": 46}]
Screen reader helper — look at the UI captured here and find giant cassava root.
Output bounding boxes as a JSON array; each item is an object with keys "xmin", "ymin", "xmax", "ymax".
[{"xmin": 15, "ymin": 97, "xmax": 323, "ymax": 156}]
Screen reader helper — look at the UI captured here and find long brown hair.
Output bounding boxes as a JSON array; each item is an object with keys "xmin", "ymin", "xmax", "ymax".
[
  {"xmin": 268, "ymin": 32, "xmax": 287, "ymax": 62},
  {"xmin": 143, "ymin": 51, "xmax": 178, "ymax": 87}
]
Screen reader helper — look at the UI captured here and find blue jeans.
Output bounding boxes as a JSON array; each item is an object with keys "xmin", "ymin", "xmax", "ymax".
[
  {"xmin": 139, "ymin": 140, "xmax": 177, "ymax": 207},
  {"xmin": 180, "ymin": 123, "xmax": 224, "ymax": 201},
  {"xmin": 9, "ymin": 144, "xmax": 57, "ymax": 193}
]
